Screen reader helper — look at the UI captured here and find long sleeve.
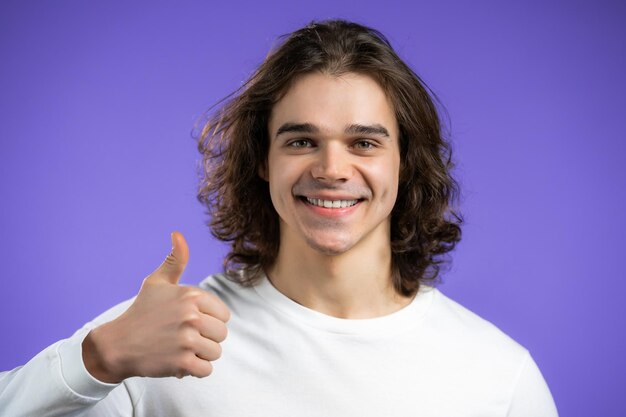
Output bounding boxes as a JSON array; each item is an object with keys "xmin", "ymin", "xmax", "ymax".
[
  {"xmin": 0, "ymin": 300, "xmax": 134, "ymax": 417},
  {"xmin": 506, "ymin": 352, "xmax": 559, "ymax": 417}
]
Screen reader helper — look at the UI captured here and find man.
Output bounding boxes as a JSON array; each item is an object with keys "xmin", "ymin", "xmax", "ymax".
[{"xmin": 0, "ymin": 20, "xmax": 558, "ymax": 416}]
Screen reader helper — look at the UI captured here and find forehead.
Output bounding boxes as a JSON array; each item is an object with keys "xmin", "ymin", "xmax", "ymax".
[{"xmin": 268, "ymin": 72, "xmax": 398, "ymax": 138}]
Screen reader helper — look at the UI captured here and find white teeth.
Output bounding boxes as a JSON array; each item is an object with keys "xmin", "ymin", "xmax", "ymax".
[{"xmin": 306, "ymin": 198, "xmax": 358, "ymax": 208}]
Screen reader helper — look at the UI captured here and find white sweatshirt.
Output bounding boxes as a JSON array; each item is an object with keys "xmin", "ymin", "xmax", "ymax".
[{"xmin": 0, "ymin": 274, "xmax": 558, "ymax": 416}]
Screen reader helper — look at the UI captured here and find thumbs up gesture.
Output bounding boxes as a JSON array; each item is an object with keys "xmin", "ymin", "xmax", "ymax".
[{"xmin": 82, "ymin": 232, "xmax": 231, "ymax": 383}]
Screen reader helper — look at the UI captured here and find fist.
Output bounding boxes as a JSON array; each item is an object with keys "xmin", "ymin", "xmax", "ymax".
[{"xmin": 83, "ymin": 232, "xmax": 231, "ymax": 383}]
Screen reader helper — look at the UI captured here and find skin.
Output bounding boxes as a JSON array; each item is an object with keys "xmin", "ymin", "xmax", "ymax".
[{"xmin": 264, "ymin": 71, "xmax": 413, "ymax": 319}]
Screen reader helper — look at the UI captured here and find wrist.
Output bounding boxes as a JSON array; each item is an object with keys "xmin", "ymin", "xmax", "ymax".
[{"xmin": 82, "ymin": 324, "xmax": 126, "ymax": 384}]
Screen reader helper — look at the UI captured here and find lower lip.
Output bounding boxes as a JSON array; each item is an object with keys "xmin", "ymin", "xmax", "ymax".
[{"xmin": 300, "ymin": 198, "xmax": 362, "ymax": 218}]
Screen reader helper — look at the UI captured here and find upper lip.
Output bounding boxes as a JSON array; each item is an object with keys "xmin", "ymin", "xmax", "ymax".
[{"xmin": 299, "ymin": 194, "xmax": 362, "ymax": 201}]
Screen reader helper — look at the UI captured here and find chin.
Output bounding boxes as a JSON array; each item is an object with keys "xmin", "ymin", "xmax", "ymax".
[{"xmin": 304, "ymin": 235, "xmax": 355, "ymax": 256}]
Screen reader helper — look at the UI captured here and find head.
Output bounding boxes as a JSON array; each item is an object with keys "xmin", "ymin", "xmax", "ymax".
[{"xmin": 197, "ymin": 19, "xmax": 462, "ymax": 297}]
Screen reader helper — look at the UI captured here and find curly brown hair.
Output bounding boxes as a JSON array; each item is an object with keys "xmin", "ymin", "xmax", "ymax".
[{"xmin": 197, "ymin": 19, "xmax": 462, "ymax": 297}]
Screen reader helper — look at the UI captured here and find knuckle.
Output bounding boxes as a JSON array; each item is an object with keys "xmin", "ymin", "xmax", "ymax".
[
  {"xmin": 196, "ymin": 362, "xmax": 213, "ymax": 378},
  {"xmin": 212, "ymin": 343, "xmax": 223, "ymax": 360},
  {"xmin": 204, "ymin": 361, "xmax": 214, "ymax": 376},
  {"xmin": 177, "ymin": 354, "xmax": 196, "ymax": 376},
  {"xmin": 182, "ymin": 356, "xmax": 214, "ymax": 378},
  {"xmin": 214, "ymin": 322, "xmax": 228, "ymax": 343},
  {"xmin": 164, "ymin": 252, "xmax": 178, "ymax": 267},
  {"xmin": 181, "ymin": 287, "xmax": 204, "ymax": 301},
  {"xmin": 178, "ymin": 329, "xmax": 197, "ymax": 350},
  {"xmin": 181, "ymin": 311, "xmax": 202, "ymax": 329},
  {"xmin": 221, "ymin": 306, "xmax": 232, "ymax": 323},
  {"xmin": 214, "ymin": 304, "xmax": 231, "ymax": 323}
]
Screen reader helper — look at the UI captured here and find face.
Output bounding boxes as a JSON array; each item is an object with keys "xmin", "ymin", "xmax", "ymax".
[{"xmin": 265, "ymin": 72, "xmax": 400, "ymax": 256}]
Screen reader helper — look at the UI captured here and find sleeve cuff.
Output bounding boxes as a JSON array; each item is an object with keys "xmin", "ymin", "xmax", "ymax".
[{"xmin": 57, "ymin": 328, "xmax": 120, "ymax": 399}]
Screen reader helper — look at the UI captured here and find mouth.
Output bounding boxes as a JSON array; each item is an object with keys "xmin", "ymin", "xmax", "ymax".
[{"xmin": 300, "ymin": 196, "xmax": 361, "ymax": 209}]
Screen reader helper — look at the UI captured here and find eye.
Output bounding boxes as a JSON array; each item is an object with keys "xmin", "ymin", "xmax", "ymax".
[
  {"xmin": 287, "ymin": 139, "xmax": 313, "ymax": 148},
  {"xmin": 353, "ymin": 140, "xmax": 375, "ymax": 150}
]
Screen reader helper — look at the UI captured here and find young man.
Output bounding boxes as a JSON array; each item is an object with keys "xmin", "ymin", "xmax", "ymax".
[{"xmin": 0, "ymin": 20, "xmax": 558, "ymax": 416}]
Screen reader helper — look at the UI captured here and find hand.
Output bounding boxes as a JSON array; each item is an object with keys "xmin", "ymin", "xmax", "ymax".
[{"xmin": 82, "ymin": 232, "xmax": 231, "ymax": 383}]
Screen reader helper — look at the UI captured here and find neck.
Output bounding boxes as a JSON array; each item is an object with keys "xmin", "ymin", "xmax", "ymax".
[{"xmin": 266, "ymin": 230, "xmax": 413, "ymax": 319}]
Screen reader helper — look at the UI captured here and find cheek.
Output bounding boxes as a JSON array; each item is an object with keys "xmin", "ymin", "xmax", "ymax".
[
  {"xmin": 267, "ymin": 156, "xmax": 299, "ymax": 206},
  {"xmin": 367, "ymin": 157, "xmax": 401, "ymax": 201}
]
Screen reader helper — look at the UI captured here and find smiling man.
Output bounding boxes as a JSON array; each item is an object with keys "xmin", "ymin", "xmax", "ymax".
[{"xmin": 0, "ymin": 20, "xmax": 558, "ymax": 416}]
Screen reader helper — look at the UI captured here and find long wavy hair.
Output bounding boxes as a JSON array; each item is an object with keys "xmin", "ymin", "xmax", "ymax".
[{"xmin": 197, "ymin": 19, "xmax": 462, "ymax": 297}]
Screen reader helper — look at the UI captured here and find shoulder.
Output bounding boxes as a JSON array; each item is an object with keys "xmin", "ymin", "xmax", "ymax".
[
  {"xmin": 198, "ymin": 272, "xmax": 259, "ymax": 307},
  {"xmin": 425, "ymin": 287, "xmax": 528, "ymax": 365},
  {"xmin": 414, "ymin": 288, "xmax": 557, "ymax": 414},
  {"xmin": 198, "ymin": 272, "xmax": 247, "ymax": 294}
]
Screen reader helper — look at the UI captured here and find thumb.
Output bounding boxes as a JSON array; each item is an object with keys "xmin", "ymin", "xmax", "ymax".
[{"xmin": 148, "ymin": 231, "xmax": 189, "ymax": 285}]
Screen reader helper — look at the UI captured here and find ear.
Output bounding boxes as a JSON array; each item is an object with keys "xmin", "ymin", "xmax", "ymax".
[{"xmin": 258, "ymin": 159, "xmax": 269, "ymax": 181}]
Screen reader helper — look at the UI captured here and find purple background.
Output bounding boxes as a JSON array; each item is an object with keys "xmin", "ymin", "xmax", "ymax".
[{"xmin": 1, "ymin": 1, "xmax": 625, "ymax": 415}]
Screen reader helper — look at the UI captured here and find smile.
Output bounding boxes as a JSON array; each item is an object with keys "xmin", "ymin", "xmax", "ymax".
[{"xmin": 305, "ymin": 197, "xmax": 359, "ymax": 209}]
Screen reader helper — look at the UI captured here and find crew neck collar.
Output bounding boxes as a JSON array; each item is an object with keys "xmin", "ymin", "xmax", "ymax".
[{"xmin": 253, "ymin": 275, "xmax": 435, "ymax": 337}]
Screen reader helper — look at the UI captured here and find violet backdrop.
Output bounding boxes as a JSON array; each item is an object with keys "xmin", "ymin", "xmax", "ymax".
[{"xmin": 1, "ymin": 1, "xmax": 625, "ymax": 415}]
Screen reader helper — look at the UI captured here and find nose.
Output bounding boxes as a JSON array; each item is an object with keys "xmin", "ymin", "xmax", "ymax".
[{"xmin": 310, "ymin": 143, "xmax": 353, "ymax": 183}]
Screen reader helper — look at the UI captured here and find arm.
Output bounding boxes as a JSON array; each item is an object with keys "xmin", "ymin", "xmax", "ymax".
[
  {"xmin": 506, "ymin": 352, "xmax": 559, "ymax": 417},
  {"xmin": 0, "ymin": 302, "xmax": 133, "ymax": 417}
]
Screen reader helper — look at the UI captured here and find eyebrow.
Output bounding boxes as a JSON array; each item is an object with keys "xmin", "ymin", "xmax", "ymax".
[
  {"xmin": 275, "ymin": 123, "xmax": 390, "ymax": 139},
  {"xmin": 275, "ymin": 122, "xmax": 319, "ymax": 137},
  {"xmin": 345, "ymin": 123, "xmax": 390, "ymax": 138}
]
